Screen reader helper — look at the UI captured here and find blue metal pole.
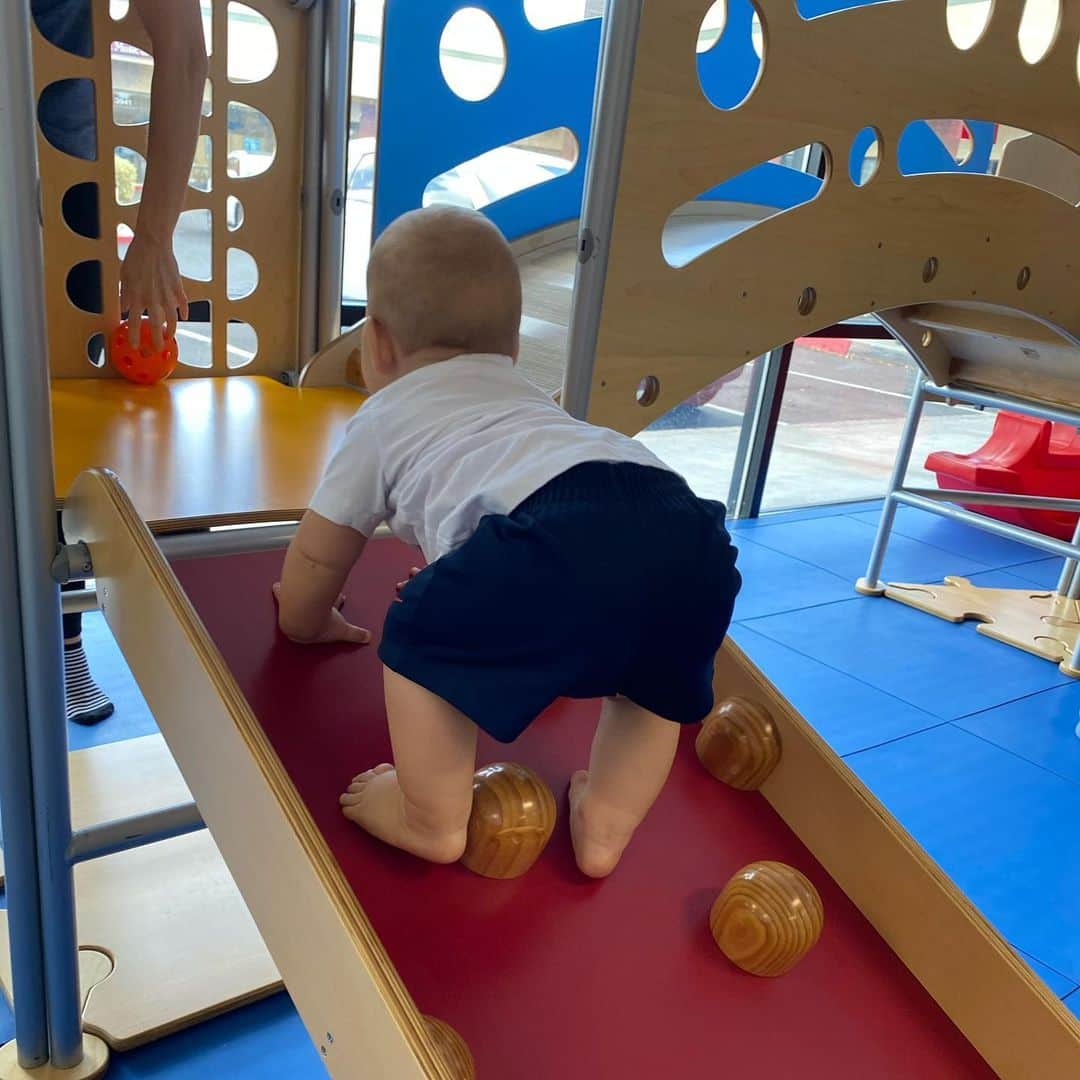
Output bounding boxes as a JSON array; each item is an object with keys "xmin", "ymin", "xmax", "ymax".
[{"xmin": 0, "ymin": 0, "xmax": 84, "ymax": 1067}]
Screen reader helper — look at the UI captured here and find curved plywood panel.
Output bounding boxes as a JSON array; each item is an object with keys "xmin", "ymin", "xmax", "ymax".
[
  {"xmin": 33, "ymin": 0, "xmax": 307, "ymax": 378},
  {"xmin": 587, "ymin": 0, "xmax": 1080, "ymax": 433}
]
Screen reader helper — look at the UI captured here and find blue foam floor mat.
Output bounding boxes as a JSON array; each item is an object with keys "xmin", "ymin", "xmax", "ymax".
[
  {"xmin": 848, "ymin": 724, "xmax": 1080, "ymax": 984},
  {"xmin": 730, "ymin": 536, "xmax": 854, "ymax": 621}
]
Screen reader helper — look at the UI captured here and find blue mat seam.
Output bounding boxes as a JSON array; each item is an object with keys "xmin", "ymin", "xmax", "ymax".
[{"xmin": 945, "ymin": 722, "xmax": 1080, "ymax": 792}]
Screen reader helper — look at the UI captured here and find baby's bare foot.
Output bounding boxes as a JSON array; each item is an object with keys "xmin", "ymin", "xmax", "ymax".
[
  {"xmin": 340, "ymin": 765, "xmax": 466, "ymax": 864},
  {"xmin": 568, "ymin": 770, "xmax": 637, "ymax": 879}
]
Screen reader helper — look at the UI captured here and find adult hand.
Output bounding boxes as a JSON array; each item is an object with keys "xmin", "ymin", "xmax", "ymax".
[
  {"xmin": 272, "ymin": 583, "xmax": 370, "ymax": 645},
  {"xmin": 119, "ymin": 233, "xmax": 188, "ymax": 351},
  {"xmin": 395, "ymin": 567, "xmax": 422, "ymax": 595}
]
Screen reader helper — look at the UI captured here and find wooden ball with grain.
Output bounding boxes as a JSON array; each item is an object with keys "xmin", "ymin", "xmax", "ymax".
[
  {"xmin": 423, "ymin": 1016, "xmax": 475, "ymax": 1080},
  {"xmin": 696, "ymin": 697, "xmax": 781, "ymax": 790},
  {"xmin": 709, "ymin": 861, "xmax": 823, "ymax": 977},
  {"xmin": 460, "ymin": 762, "xmax": 557, "ymax": 879}
]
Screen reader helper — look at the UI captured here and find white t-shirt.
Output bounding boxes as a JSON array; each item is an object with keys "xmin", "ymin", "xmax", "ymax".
[{"xmin": 309, "ymin": 353, "xmax": 671, "ymax": 563}]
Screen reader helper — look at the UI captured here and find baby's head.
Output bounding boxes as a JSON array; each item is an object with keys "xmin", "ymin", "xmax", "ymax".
[{"xmin": 361, "ymin": 206, "xmax": 522, "ymax": 390}]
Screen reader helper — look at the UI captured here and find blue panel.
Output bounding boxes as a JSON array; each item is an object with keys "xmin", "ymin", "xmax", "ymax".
[
  {"xmin": 696, "ymin": 0, "xmax": 761, "ymax": 111},
  {"xmin": 375, "ymin": 3, "xmax": 600, "ymax": 242},
  {"xmin": 956, "ymin": 682, "xmax": 1080, "ymax": 786},
  {"xmin": 68, "ymin": 612, "xmax": 157, "ymax": 751},
  {"xmin": 797, "ymin": 0, "xmax": 898, "ymax": 16},
  {"xmin": 733, "ymin": 626, "xmax": 944, "ymax": 755},
  {"xmin": 730, "ymin": 536, "xmax": 852, "ymax": 620},
  {"xmin": 1068, "ymin": 989, "xmax": 1080, "ymax": 1019},
  {"xmin": 738, "ymin": 514, "xmax": 992, "ymax": 583},
  {"xmin": 848, "ymin": 725, "xmax": 1080, "ymax": 983},
  {"xmin": 897, "ymin": 119, "xmax": 996, "ymax": 177},
  {"xmin": 699, "ymin": 162, "xmax": 823, "ymax": 210},
  {"xmin": 1014, "ymin": 949, "xmax": 1078, "ymax": 999},
  {"xmin": 850, "ymin": 507, "xmax": 1043, "ymax": 569},
  {"xmin": 108, "ymin": 994, "xmax": 323, "ymax": 1078},
  {"xmin": 746, "ymin": 593, "xmax": 1071, "ymax": 718}
]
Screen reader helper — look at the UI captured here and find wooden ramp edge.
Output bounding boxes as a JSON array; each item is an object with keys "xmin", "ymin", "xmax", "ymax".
[
  {"xmin": 63, "ymin": 468, "xmax": 453, "ymax": 1080},
  {"xmin": 715, "ymin": 643, "xmax": 1080, "ymax": 1078}
]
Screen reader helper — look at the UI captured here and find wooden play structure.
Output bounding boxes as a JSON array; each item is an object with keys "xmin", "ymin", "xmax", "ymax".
[{"xmin": 0, "ymin": 0, "xmax": 1077, "ymax": 1076}]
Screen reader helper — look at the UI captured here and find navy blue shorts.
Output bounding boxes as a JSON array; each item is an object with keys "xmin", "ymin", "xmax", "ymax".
[{"xmin": 379, "ymin": 462, "xmax": 741, "ymax": 743}]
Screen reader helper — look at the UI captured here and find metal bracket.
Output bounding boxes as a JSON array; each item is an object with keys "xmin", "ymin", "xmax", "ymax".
[
  {"xmin": 578, "ymin": 227, "xmax": 596, "ymax": 263},
  {"xmin": 329, "ymin": 187, "xmax": 344, "ymax": 215},
  {"xmin": 51, "ymin": 541, "xmax": 93, "ymax": 584}
]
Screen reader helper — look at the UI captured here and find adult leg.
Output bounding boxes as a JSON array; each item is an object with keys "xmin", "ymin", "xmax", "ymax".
[{"xmin": 340, "ymin": 666, "xmax": 477, "ymax": 863}]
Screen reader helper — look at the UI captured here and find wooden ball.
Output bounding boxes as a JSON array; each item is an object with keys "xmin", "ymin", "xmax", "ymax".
[
  {"xmin": 423, "ymin": 1016, "xmax": 475, "ymax": 1079},
  {"xmin": 696, "ymin": 697, "xmax": 781, "ymax": 790},
  {"xmin": 710, "ymin": 861, "xmax": 823, "ymax": 977},
  {"xmin": 460, "ymin": 762, "xmax": 556, "ymax": 880}
]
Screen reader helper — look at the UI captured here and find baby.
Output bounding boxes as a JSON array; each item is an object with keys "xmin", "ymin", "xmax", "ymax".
[{"xmin": 275, "ymin": 206, "xmax": 740, "ymax": 878}]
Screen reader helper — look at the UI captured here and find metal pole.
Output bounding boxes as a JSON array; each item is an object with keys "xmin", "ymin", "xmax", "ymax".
[
  {"xmin": 728, "ymin": 344, "xmax": 793, "ymax": 519},
  {"xmin": 0, "ymin": 1, "xmax": 84, "ymax": 1066},
  {"xmin": 927, "ymin": 382, "xmax": 1080, "ymax": 429},
  {"xmin": 857, "ymin": 379, "xmax": 926, "ymax": 594},
  {"xmin": 561, "ymin": 0, "xmax": 645, "ymax": 419},
  {"xmin": 297, "ymin": 0, "xmax": 326, "ymax": 367},
  {"xmin": 157, "ymin": 522, "xmax": 298, "ymax": 560},
  {"xmin": 317, "ymin": 0, "xmax": 354, "ymax": 348},
  {"xmin": 0, "ymin": 323, "xmax": 50, "ymax": 1072},
  {"xmin": 902, "ymin": 488, "xmax": 1080, "ymax": 512},
  {"xmin": 68, "ymin": 803, "xmax": 205, "ymax": 865}
]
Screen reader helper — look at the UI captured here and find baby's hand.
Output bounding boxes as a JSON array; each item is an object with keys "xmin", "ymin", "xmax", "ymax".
[
  {"xmin": 395, "ymin": 567, "xmax": 422, "ymax": 596},
  {"xmin": 272, "ymin": 583, "xmax": 371, "ymax": 645}
]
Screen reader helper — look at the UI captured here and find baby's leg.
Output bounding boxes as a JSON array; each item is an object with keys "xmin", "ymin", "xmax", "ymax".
[
  {"xmin": 340, "ymin": 666, "xmax": 477, "ymax": 863},
  {"xmin": 569, "ymin": 696, "xmax": 680, "ymax": 878}
]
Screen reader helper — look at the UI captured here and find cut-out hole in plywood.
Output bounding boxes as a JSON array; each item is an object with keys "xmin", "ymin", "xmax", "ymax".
[
  {"xmin": 202, "ymin": 0, "xmax": 214, "ymax": 57},
  {"xmin": 34, "ymin": 7, "xmax": 93, "ymax": 55},
  {"xmin": 795, "ymin": 0, "xmax": 897, "ymax": 16},
  {"xmin": 227, "ymin": 321, "xmax": 258, "ymax": 369},
  {"xmin": 190, "ymin": 134, "xmax": 212, "ymax": 193},
  {"xmin": 227, "ymin": 196, "xmax": 244, "ymax": 230},
  {"xmin": 1019, "ymin": 0, "xmax": 1060, "ymax": 64},
  {"xmin": 67, "ymin": 261, "xmax": 104, "ymax": 315},
  {"xmin": 202, "ymin": 79, "xmax": 213, "ymax": 117},
  {"xmin": 423, "ymin": 128, "xmax": 579, "ymax": 211},
  {"xmin": 697, "ymin": 0, "xmax": 764, "ymax": 111},
  {"xmin": 38, "ymin": 79, "xmax": 97, "ymax": 160},
  {"xmin": 439, "ymin": 8, "xmax": 507, "ymax": 102},
  {"xmin": 946, "ymin": 0, "xmax": 992, "ymax": 50},
  {"xmin": 63, "ymin": 182, "xmax": 101, "ymax": 239},
  {"xmin": 227, "ymin": 248, "xmax": 258, "ymax": 300},
  {"xmin": 176, "ymin": 302, "xmax": 213, "ymax": 369},
  {"xmin": 661, "ymin": 143, "xmax": 827, "ymax": 268},
  {"xmin": 114, "ymin": 147, "xmax": 146, "ymax": 205},
  {"xmin": 849, "ymin": 126, "xmax": 881, "ymax": 186},
  {"xmin": 116, "ymin": 222, "xmax": 134, "ymax": 260},
  {"xmin": 87, "ymin": 332, "xmax": 107, "ymax": 369},
  {"xmin": 227, "ymin": 3, "xmax": 279, "ymax": 83},
  {"xmin": 997, "ymin": 130, "xmax": 1080, "ymax": 205},
  {"xmin": 174, "ymin": 209, "xmax": 212, "ymax": 282},
  {"xmin": 524, "ymin": 0, "xmax": 602, "ymax": 29},
  {"xmin": 898, "ymin": 119, "xmax": 991, "ymax": 175},
  {"xmin": 111, "ymin": 42, "xmax": 152, "ymax": 127},
  {"xmin": 226, "ymin": 103, "xmax": 276, "ymax": 178}
]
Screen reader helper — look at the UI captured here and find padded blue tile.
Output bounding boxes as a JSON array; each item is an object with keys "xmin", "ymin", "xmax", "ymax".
[
  {"xmin": 848, "ymin": 724, "xmax": 1080, "ymax": 983},
  {"xmin": 1003, "ymin": 558, "xmax": 1069, "ymax": 591},
  {"xmin": 732, "ymin": 626, "xmax": 944, "ymax": 756},
  {"xmin": 729, "ymin": 498, "xmax": 883, "ymax": 531},
  {"xmin": 108, "ymin": 993, "xmax": 322, "ymax": 1078},
  {"xmin": 730, "ymin": 536, "xmax": 853, "ymax": 620},
  {"xmin": 850, "ymin": 507, "xmax": 1044, "ymax": 568},
  {"xmin": 747, "ymin": 596, "xmax": 1071, "ymax": 718},
  {"xmin": 1014, "ymin": 950, "xmax": 1078, "ymax": 999},
  {"xmin": 69, "ymin": 612, "xmax": 158, "ymax": 751},
  {"xmin": 956, "ymin": 683, "xmax": 1080, "ymax": 786},
  {"xmin": 741, "ymin": 514, "xmax": 991, "ymax": 583}
]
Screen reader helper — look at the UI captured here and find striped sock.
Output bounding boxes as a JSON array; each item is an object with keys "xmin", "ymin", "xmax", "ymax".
[{"xmin": 64, "ymin": 641, "xmax": 114, "ymax": 726}]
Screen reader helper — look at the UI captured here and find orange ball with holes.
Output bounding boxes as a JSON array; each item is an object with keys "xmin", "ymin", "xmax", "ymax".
[{"xmin": 110, "ymin": 318, "xmax": 178, "ymax": 385}]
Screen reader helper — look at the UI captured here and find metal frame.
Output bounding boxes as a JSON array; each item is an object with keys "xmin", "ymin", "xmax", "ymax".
[{"xmin": 857, "ymin": 377, "xmax": 1080, "ymax": 670}]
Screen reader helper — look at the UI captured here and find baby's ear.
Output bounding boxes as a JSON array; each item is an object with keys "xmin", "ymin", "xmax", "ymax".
[
  {"xmin": 509, "ymin": 329, "xmax": 520, "ymax": 363},
  {"xmin": 368, "ymin": 317, "xmax": 398, "ymax": 372}
]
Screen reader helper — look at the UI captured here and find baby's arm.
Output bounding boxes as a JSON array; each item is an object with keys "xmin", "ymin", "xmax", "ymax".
[{"xmin": 275, "ymin": 511, "xmax": 369, "ymax": 644}]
